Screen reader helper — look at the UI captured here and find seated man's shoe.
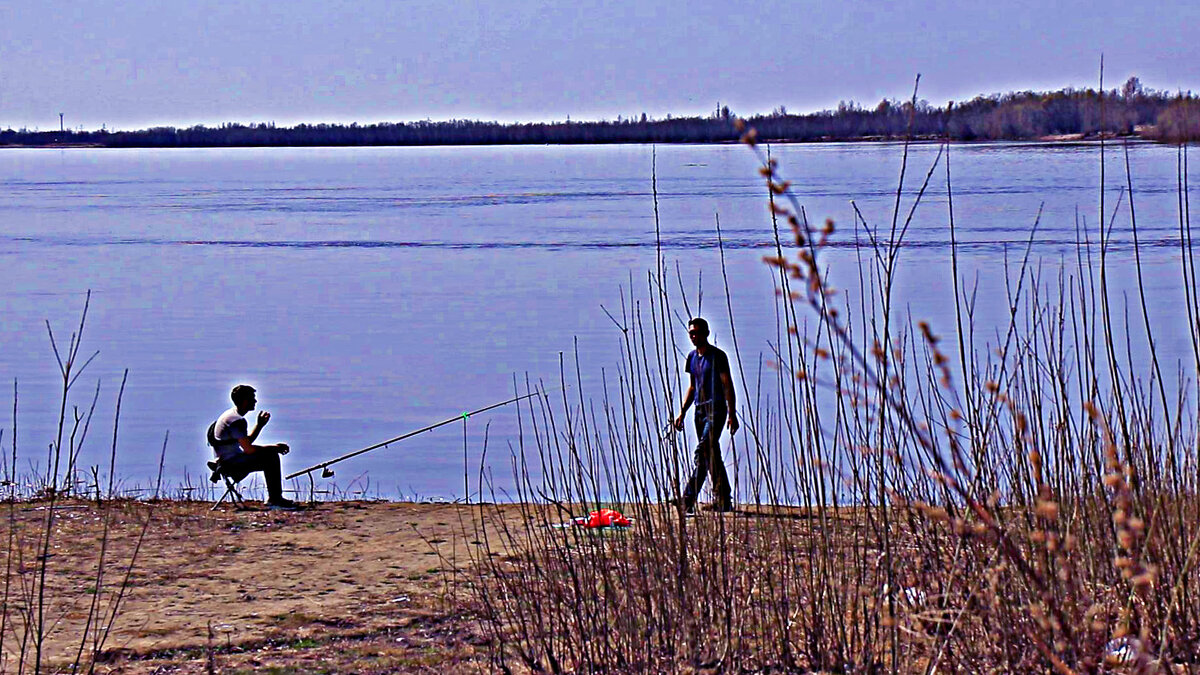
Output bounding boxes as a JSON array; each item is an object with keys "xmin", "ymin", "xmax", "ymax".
[
  {"xmin": 266, "ymin": 497, "xmax": 300, "ymax": 511},
  {"xmin": 702, "ymin": 501, "xmax": 735, "ymax": 513}
]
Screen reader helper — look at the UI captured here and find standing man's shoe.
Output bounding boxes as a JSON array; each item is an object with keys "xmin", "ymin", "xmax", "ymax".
[
  {"xmin": 702, "ymin": 501, "xmax": 734, "ymax": 513},
  {"xmin": 665, "ymin": 497, "xmax": 696, "ymax": 514}
]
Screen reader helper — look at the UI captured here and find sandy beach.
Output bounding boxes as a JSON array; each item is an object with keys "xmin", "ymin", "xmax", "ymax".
[{"xmin": 0, "ymin": 499, "xmax": 528, "ymax": 674}]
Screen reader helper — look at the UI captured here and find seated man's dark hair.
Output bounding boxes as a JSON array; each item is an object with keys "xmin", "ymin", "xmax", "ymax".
[
  {"xmin": 688, "ymin": 317, "xmax": 709, "ymax": 333},
  {"xmin": 230, "ymin": 384, "xmax": 256, "ymax": 406}
]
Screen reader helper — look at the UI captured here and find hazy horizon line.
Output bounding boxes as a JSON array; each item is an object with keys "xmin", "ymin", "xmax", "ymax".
[{"xmin": 5, "ymin": 77, "xmax": 1191, "ymax": 135}]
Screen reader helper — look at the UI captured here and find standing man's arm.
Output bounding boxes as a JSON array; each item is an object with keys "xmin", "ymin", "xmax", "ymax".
[
  {"xmin": 674, "ymin": 383, "xmax": 695, "ymax": 431},
  {"xmin": 720, "ymin": 367, "xmax": 738, "ymax": 434}
]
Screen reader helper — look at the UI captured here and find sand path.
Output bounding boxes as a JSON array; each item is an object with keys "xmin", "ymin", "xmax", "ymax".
[{"xmin": 0, "ymin": 499, "xmax": 525, "ymax": 673}]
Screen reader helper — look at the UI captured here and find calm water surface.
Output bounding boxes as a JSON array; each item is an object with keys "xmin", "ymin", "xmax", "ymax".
[{"xmin": 0, "ymin": 142, "xmax": 1194, "ymax": 499}]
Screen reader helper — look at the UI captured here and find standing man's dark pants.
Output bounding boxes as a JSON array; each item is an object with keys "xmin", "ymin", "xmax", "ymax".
[
  {"xmin": 682, "ymin": 408, "xmax": 731, "ymax": 509},
  {"xmin": 221, "ymin": 449, "xmax": 285, "ymax": 502}
]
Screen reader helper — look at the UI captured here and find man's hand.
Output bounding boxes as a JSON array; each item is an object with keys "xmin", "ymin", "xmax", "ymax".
[
  {"xmin": 673, "ymin": 414, "xmax": 685, "ymax": 431},
  {"xmin": 728, "ymin": 412, "xmax": 739, "ymax": 434},
  {"xmin": 276, "ymin": 442, "xmax": 290, "ymax": 456},
  {"xmin": 257, "ymin": 411, "xmax": 271, "ymax": 427}
]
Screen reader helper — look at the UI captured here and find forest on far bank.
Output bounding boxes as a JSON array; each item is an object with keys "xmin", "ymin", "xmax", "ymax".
[{"xmin": 4, "ymin": 77, "xmax": 1199, "ymax": 148}]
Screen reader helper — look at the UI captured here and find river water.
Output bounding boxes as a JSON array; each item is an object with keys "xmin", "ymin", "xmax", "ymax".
[{"xmin": 0, "ymin": 141, "xmax": 1194, "ymax": 500}]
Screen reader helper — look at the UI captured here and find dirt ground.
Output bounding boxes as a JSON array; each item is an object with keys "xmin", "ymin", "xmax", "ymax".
[{"xmin": 0, "ymin": 498, "xmax": 532, "ymax": 674}]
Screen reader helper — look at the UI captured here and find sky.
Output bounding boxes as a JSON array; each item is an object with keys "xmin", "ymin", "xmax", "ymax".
[{"xmin": 4, "ymin": 0, "xmax": 1200, "ymax": 131}]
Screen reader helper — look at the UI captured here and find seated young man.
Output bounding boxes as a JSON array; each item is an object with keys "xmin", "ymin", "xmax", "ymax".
[{"xmin": 211, "ymin": 384, "xmax": 298, "ymax": 510}]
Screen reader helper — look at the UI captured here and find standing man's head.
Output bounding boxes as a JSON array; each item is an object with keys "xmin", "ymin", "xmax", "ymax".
[
  {"xmin": 231, "ymin": 384, "xmax": 257, "ymax": 414},
  {"xmin": 688, "ymin": 317, "xmax": 710, "ymax": 348}
]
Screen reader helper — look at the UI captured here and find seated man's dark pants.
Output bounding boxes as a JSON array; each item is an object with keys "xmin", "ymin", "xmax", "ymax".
[
  {"xmin": 682, "ymin": 408, "xmax": 731, "ymax": 509},
  {"xmin": 221, "ymin": 449, "xmax": 284, "ymax": 501}
]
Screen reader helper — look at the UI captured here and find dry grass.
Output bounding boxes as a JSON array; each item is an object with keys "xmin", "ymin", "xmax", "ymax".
[{"xmin": 465, "ymin": 115, "xmax": 1200, "ymax": 673}]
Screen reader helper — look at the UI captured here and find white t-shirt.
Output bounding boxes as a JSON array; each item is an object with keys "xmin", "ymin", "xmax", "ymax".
[{"xmin": 212, "ymin": 407, "xmax": 248, "ymax": 461}]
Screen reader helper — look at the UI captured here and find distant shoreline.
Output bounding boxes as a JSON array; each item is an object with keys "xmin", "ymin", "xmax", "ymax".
[
  {"xmin": 0, "ymin": 133, "xmax": 1156, "ymax": 151},
  {"xmin": 6, "ymin": 83, "xmax": 1198, "ymax": 147}
]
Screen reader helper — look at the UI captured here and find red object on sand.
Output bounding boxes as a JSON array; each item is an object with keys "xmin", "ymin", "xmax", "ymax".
[{"xmin": 573, "ymin": 508, "xmax": 632, "ymax": 528}]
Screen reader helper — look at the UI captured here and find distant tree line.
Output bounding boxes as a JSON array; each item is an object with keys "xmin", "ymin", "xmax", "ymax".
[{"xmin": 4, "ymin": 79, "xmax": 1199, "ymax": 148}]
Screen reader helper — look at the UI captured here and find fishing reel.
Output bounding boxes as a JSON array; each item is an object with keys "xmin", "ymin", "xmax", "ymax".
[{"xmin": 321, "ymin": 466, "xmax": 335, "ymax": 478}]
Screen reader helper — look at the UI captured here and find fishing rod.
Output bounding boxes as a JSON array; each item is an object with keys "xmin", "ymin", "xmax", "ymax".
[{"xmin": 284, "ymin": 390, "xmax": 546, "ymax": 480}]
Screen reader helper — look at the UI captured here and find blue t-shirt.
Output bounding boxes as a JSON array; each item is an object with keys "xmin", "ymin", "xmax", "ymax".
[{"xmin": 686, "ymin": 346, "xmax": 731, "ymax": 417}]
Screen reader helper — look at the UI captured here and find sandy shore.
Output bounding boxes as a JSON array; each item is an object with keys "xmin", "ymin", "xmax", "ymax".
[{"xmin": 0, "ymin": 499, "xmax": 528, "ymax": 674}]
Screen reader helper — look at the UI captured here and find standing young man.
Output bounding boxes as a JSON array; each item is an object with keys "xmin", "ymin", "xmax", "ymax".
[
  {"xmin": 673, "ymin": 317, "xmax": 739, "ymax": 512},
  {"xmin": 211, "ymin": 384, "xmax": 298, "ymax": 510}
]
